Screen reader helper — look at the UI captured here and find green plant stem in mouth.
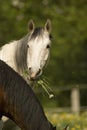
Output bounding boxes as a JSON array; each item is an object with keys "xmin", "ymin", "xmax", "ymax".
[
  {"xmin": 23, "ymin": 70, "xmax": 54, "ymax": 98},
  {"xmin": 37, "ymin": 77, "xmax": 54, "ymax": 99}
]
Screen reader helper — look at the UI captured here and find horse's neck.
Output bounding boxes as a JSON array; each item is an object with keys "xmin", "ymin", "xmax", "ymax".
[
  {"xmin": 3, "ymin": 89, "xmax": 50, "ymax": 130},
  {"xmin": 1, "ymin": 92, "xmax": 51, "ymax": 130},
  {"xmin": 3, "ymin": 93, "xmax": 26, "ymax": 130},
  {"xmin": 0, "ymin": 41, "xmax": 18, "ymax": 72},
  {"xmin": 0, "ymin": 40, "xmax": 27, "ymax": 76}
]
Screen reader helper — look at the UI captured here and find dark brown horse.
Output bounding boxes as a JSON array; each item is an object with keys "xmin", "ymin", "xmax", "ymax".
[{"xmin": 0, "ymin": 60, "xmax": 56, "ymax": 130}]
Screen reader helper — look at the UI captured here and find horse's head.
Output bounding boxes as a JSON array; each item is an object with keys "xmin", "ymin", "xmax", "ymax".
[{"xmin": 27, "ymin": 19, "xmax": 52, "ymax": 81}]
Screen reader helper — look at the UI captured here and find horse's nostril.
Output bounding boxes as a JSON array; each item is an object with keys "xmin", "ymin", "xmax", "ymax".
[
  {"xmin": 29, "ymin": 67, "xmax": 31, "ymax": 71},
  {"xmin": 36, "ymin": 69, "xmax": 41, "ymax": 76}
]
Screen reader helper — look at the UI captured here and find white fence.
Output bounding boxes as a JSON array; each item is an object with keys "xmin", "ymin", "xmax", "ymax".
[{"xmin": 52, "ymin": 84, "xmax": 87, "ymax": 113}]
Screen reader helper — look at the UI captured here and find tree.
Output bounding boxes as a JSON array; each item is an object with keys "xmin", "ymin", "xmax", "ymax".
[{"xmin": 0, "ymin": 0, "xmax": 87, "ymax": 86}]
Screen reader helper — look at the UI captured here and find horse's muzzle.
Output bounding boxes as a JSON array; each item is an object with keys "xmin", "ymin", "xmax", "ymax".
[{"xmin": 29, "ymin": 69, "xmax": 42, "ymax": 81}]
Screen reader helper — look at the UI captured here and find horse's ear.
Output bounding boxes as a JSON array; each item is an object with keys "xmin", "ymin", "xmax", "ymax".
[
  {"xmin": 28, "ymin": 19, "xmax": 35, "ymax": 32},
  {"xmin": 44, "ymin": 19, "xmax": 51, "ymax": 33}
]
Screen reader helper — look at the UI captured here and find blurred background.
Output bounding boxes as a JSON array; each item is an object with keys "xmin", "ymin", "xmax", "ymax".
[{"xmin": 0, "ymin": 0, "xmax": 87, "ymax": 129}]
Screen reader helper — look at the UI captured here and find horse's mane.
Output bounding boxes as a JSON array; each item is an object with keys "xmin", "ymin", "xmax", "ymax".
[
  {"xmin": 15, "ymin": 34, "xmax": 29, "ymax": 73},
  {"xmin": 30, "ymin": 27, "xmax": 44, "ymax": 39},
  {"xmin": 0, "ymin": 60, "xmax": 52, "ymax": 130}
]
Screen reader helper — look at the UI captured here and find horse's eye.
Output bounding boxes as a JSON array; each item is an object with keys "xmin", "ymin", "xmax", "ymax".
[
  {"xmin": 49, "ymin": 34, "xmax": 53, "ymax": 39},
  {"xmin": 46, "ymin": 44, "xmax": 50, "ymax": 49},
  {"xmin": 27, "ymin": 45, "xmax": 29, "ymax": 48}
]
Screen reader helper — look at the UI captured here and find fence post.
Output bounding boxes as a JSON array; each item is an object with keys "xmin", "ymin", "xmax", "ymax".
[{"xmin": 71, "ymin": 86, "xmax": 80, "ymax": 114}]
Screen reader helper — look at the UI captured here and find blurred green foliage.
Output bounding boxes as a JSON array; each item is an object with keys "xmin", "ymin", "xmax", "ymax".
[{"xmin": 0, "ymin": 0, "xmax": 87, "ymax": 106}]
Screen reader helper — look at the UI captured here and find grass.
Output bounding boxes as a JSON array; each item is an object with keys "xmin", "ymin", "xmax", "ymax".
[{"xmin": 45, "ymin": 111, "xmax": 87, "ymax": 130}]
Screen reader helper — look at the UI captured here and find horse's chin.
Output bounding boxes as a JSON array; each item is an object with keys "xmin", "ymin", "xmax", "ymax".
[
  {"xmin": 27, "ymin": 76, "xmax": 41, "ymax": 87},
  {"xmin": 29, "ymin": 71, "xmax": 42, "ymax": 82},
  {"xmin": 27, "ymin": 75, "xmax": 41, "ymax": 82},
  {"xmin": 30, "ymin": 76, "xmax": 41, "ymax": 81}
]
